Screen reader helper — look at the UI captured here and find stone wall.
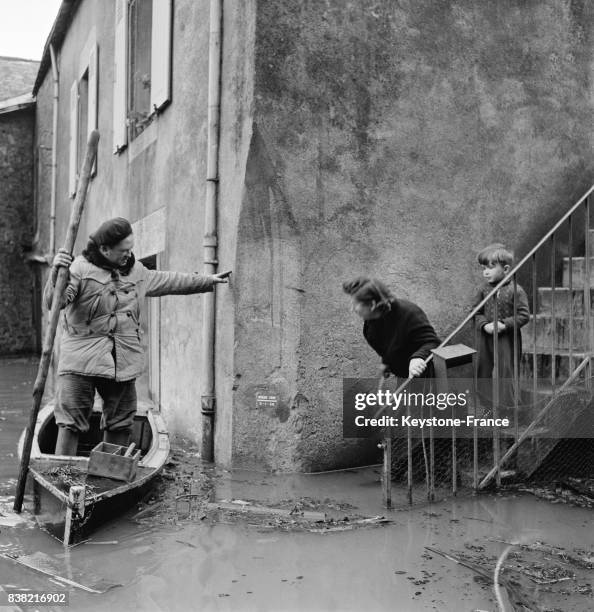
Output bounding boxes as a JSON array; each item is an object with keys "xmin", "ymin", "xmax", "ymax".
[{"xmin": 0, "ymin": 108, "xmax": 36, "ymax": 354}]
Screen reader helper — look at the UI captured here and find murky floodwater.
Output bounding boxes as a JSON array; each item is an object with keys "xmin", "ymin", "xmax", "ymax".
[
  {"xmin": 0, "ymin": 357, "xmax": 39, "ymax": 495},
  {"xmin": 1, "ymin": 356, "xmax": 593, "ymax": 612}
]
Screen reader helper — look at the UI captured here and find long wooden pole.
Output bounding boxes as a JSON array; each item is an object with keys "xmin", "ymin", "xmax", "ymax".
[{"xmin": 14, "ymin": 131, "xmax": 99, "ymax": 513}]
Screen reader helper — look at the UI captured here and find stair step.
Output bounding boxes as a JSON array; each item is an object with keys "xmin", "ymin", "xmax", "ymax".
[
  {"xmin": 522, "ymin": 349, "xmax": 590, "ymax": 358},
  {"xmin": 537, "ymin": 287, "xmax": 594, "ymax": 316},
  {"xmin": 521, "ymin": 351, "xmax": 589, "ymax": 380},
  {"xmin": 519, "ymin": 380, "xmax": 584, "ymax": 397},
  {"xmin": 500, "ymin": 425, "xmax": 551, "ymax": 438},
  {"xmin": 484, "ymin": 382, "xmax": 588, "ymax": 427},
  {"xmin": 523, "ymin": 315, "xmax": 594, "ymax": 351},
  {"xmin": 518, "ymin": 383, "xmax": 588, "ymax": 423},
  {"xmin": 562, "ymin": 257, "xmax": 594, "ymax": 288},
  {"xmin": 518, "ymin": 382, "xmax": 582, "ymax": 408}
]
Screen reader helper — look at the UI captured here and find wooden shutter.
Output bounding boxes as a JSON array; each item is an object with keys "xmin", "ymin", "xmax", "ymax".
[
  {"xmin": 88, "ymin": 44, "xmax": 98, "ymax": 174},
  {"xmin": 113, "ymin": 0, "xmax": 128, "ymax": 152},
  {"xmin": 88, "ymin": 44, "xmax": 98, "ymax": 135},
  {"xmin": 68, "ymin": 80, "xmax": 79, "ymax": 197},
  {"xmin": 150, "ymin": 0, "xmax": 172, "ymax": 112}
]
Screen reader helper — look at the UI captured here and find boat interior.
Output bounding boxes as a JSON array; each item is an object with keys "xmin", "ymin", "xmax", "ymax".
[{"xmin": 37, "ymin": 410, "xmax": 153, "ymax": 458}]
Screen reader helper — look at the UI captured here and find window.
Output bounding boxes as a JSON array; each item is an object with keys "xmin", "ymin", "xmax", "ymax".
[
  {"xmin": 113, "ymin": 0, "xmax": 172, "ymax": 151},
  {"xmin": 128, "ymin": 0, "xmax": 153, "ymax": 138},
  {"xmin": 69, "ymin": 44, "xmax": 98, "ymax": 197},
  {"xmin": 77, "ymin": 71, "xmax": 89, "ymax": 171}
]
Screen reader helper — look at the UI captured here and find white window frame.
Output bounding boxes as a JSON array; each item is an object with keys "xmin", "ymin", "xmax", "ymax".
[
  {"xmin": 113, "ymin": 0, "xmax": 172, "ymax": 153},
  {"xmin": 68, "ymin": 39, "xmax": 98, "ymax": 197},
  {"xmin": 68, "ymin": 80, "xmax": 79, "ymax": 197}
]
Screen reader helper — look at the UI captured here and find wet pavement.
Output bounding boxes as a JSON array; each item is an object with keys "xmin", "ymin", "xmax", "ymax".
[{"xmin": 1, "ymin": 355, "xmax": 593, "ymax": 611}]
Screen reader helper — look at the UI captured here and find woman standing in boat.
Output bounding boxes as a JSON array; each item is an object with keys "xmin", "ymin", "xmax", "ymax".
[{"xmin": 46, "ymin": 217, "xmax": 230, "ymax": 456}]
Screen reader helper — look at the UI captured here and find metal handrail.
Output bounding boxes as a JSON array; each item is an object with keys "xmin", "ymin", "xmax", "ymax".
[
  {"xmin": 478, "ymin": 355, "xmax": 590, "ymax": 489},
  {"xmin": 382, "ymin": 183, "xmax": 594, "ymax": 505},
  {"xmin": 437, "ymin": 183, "xmax": 594, "ymax": 356},
  {"xmin": 392, "ymin": 183, "xmax": 594, "ymax": 393}
]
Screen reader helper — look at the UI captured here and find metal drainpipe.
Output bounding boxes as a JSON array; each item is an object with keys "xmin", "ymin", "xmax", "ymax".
[
  {"xmin": 49, "ymin": 44, "xmax": 59, "ymax": 257},
  {"xmin": 201, "ymin": 0, "xmax": 223, "ymax": 462}
]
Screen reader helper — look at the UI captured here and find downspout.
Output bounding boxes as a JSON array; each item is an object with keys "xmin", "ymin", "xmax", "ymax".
[
  {"xmin": 49, "ymin": 44, "xmax": 59, "ymax": 256},
  {"xmin": 201, "ymin": 0, "xmax": 223, "ymax": 462}
]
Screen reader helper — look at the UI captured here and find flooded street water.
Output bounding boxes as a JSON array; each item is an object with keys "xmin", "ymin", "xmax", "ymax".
[{"xmin": 1, "ymin": 356, "xmax": 593, "ymax": 611}]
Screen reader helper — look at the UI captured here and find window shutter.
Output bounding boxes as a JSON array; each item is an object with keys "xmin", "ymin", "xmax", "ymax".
[
  {"xmin": 150, "ymin": 0, "xmax": 172, "ymax": 112},
  {"xmin": 69, "ymin": 80, "xmax": 79, "ymax": 197},
  {"xmin": 113, "ymin": 0, "xmax": 128, "ymax": 152},
  {"xmin": 88, "ymin": 44, "xmax": 99, "ymax": 174},
  {"xmin": 88, "ymin": 44, "xmax": 98, "ymax": 135}
]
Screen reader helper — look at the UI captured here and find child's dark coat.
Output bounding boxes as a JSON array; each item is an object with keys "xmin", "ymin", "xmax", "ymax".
[{"xmin": 473, "ymin": 281, "xmax": 530, "ymax": 409}]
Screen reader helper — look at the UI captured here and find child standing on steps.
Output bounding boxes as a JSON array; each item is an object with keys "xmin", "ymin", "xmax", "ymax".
[{"xmin": 474, "ymin": 244, "xmax": 530, "ymax": 414}]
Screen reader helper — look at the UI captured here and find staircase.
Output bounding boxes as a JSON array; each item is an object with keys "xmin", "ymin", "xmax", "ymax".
[
  {"xmin": 477, "ymin": 187, "xmax": 594, "ymax": 488},
  {"xmin": 381, "ymin": 186, "xmax": 594, "ymax": 506},
  {"xmin": 515, "ymin": 230, "xmax": 594, "ymax": 479}
]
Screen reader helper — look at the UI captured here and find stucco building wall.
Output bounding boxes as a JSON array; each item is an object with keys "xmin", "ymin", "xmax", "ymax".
[
  {"xmin": 34, "ymin": 0, "xmax": 247, "ymax": 447},
  {"xmin": 229, "ymin": 0, "xmax": 594, "ymax": 470}
]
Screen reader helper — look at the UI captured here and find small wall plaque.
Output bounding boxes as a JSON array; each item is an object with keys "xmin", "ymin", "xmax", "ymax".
[{"xmin": 256, "ymin": 393, "xmax": 278, "ymax": 409}]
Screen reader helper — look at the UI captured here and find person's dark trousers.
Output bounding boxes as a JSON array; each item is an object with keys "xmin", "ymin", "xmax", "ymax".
[{"xmin": 54, "ymin": 374, "xmax": 136, "ymax": 455}]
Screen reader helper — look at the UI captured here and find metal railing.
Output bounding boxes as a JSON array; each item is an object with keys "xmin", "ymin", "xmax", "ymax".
[{"xmin": 382, "ymin": 184, "xmax": 594, "ymax": 507}]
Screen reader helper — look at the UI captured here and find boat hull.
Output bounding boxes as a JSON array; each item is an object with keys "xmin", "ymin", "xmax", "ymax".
[{"xmin": 19, "ymin": 403, "xmax": 169, "ymax": 545}]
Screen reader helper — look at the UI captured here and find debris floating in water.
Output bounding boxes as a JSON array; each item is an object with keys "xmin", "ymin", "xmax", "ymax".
[{"xmin": 0, "ymin": 551, "xmax": 121, "ymax": 593}]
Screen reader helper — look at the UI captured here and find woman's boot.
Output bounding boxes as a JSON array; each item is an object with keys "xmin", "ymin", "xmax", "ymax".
[{"xmin": 55, "ymin": 427, "xmax": 79, "ymax": 456}]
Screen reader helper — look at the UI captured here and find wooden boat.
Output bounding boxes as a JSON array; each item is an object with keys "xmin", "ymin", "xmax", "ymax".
[{"xmin": 18, "ymin": 402, "xmax": 169, "ymax": 546}]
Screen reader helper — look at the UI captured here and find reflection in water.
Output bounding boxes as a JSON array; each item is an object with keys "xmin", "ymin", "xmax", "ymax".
[{"xmin": 0, "ymin": 357, "xmax": 39, "ymax": 488}]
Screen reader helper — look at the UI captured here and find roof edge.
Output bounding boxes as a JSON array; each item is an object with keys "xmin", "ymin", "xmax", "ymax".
[
  {"xmin": 0, "ymin": 56, "xmax": 41, "ymax": 64},
  {"xmin": 33, "ymin": 0, "xmax": 80, "ymax": 95},
  {"xmin": 0, "ymin": 93, "xmax": 35, "ymax": 115}
]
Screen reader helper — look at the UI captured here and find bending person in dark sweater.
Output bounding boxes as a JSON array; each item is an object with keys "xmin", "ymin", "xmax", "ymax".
[{"xmin": 343, "ymin": 277, "xmax": 440, "ymax": 379}]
